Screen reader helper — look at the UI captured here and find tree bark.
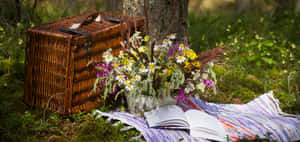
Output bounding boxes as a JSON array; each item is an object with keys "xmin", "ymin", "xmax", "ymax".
[
  {"xmin": 296, "ymin": 0, "xmax": 300, "ymax": 13},
  {"xmin": 123, "ymin": 0, "xmax": 189, "ymax": 42},
  {"xmin": 237, "ymin": 0, "xmax": 251, "ymax": 13},
  {"xmin": 104, "ymin": 0, "xmax": 123, "ymax": 13},
  {"xmin": 15, "ymin": 0, "xmax": 21, "ymax": 22}
]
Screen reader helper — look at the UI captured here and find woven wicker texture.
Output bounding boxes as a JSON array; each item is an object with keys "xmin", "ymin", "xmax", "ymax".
[{"xmin": 24, "ymin": 10, "xmax": 144, "ymax": 115}]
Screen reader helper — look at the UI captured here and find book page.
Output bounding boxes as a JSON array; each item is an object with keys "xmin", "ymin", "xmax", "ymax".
[
  {"xmin": 144, "ymin": 105, "xmax": 189, "ymax": 128},
  {"xmin": 185, "ymin": 109, "xmax": 227, "ymax": 142}
]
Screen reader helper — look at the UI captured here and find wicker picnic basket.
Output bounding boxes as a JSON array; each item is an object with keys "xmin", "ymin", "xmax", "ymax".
[{"xmin": 24, "ymin": 10, "xmax": 144, "ymax": 115}]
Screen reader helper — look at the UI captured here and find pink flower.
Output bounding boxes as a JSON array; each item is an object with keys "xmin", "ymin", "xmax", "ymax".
[
  {"xmin": 204, "ymin": 79, "xmax": 214, "ymax": 87},
  {"xmin": 176, "ymin": 89, "xmax": 186, "ymax": 101}
]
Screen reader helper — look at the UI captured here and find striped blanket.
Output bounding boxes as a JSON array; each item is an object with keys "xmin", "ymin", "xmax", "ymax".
[{"xmin": 94, "ymin": 91, "xmax": 300, "ymax": 142}]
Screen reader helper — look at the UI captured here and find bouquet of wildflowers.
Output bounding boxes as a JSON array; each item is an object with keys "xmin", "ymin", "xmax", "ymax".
[{"xmin": 93, "ymin": 31, "xmax": 227, "ymax": 111}]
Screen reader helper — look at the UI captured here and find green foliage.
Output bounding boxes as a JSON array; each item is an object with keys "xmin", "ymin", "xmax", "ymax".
[
  {"xmin": 72, "ymin": 117, "xmax": 140, "ymax": 142},
  {"xmin": 189, "ymin": 11, "xmax": 300, "ymax": 114}
]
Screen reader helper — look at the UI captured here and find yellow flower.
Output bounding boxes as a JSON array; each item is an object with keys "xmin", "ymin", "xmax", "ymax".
[
  {"xmin": 184, "ymin": 61, "xmax": 191, "ymax": 69},
  {"xmin": 121, "ymin": 106, "xmax": 125, "ymax": 111},
  {"xmin": 167, "ymin": 69, "xmax": 173, "ymax": 76},
  {"xmin": 113, "ymin": 63, "xmax": 118, "ymax": 68},
  {"xmin": 245, "ymin": 43, "xmax": 249, "ymax": 47},
  {"xmin": 144, "ymin": 35, "xmax": 149, "ymax": 42},
  {"xmin": 130, "ymin": 49, "xmax": 137, "ymax": 57},
  {"xmin": 179, "ymin": 43, "xmax": 185, "ymax": 48},
  {"xmin": 130, "ymin": 78, "xmax": 135, "ymax": 82},
  {"xmin": 201, "ymin": 35, "xmax": 205, "ymax": 40},
  {"xmin": 18, "ymin": 39, "xmax": 23, "ymax": 45},
  {"xmin": 192, "ymin": 61, "xmax": 201, "ymax": 68},
  {"xmin": 138, "ymin": 46, "xmax": 146, "ymax": 53},
  {"xmin": 129, "ymin": 58, "xmax": 135, "ymax": 63},
  {"xmin": 183, "ymin": 49, "xmax": 197, "ymax": 60},
  {"xmin": 164, "ymin": 82, "xmax": 168, "ymax": 86}
]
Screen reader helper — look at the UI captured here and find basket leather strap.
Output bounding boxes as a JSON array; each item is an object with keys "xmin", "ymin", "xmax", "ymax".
[{"xmin": 70, "ymin": 10, "xmax": 99, "ymax": 29}]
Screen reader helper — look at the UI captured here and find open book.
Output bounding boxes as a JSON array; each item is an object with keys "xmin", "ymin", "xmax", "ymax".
[{"xmin": 144, "ymin": 105, "xmax": 227, "ymax": 142}]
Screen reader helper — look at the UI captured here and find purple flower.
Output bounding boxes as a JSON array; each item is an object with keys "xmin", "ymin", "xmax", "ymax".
[
  {"xmin": 204, "ymin": 79, "xmax": 214, "ymax": 87},
  {"xmin": 176, "ymin": 89, "xmax": 186, "ymax": 101},
  {"xmin": 111, "ymin": 87, "xmax": 118, "ymax": 95},
  {"xmin": 167, "ymin": 42, "xmax": 183, "ymax": 59}
]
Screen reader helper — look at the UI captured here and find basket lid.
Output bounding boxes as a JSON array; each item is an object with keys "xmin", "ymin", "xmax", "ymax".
[{"xmin": 28, "ymin": 10, "xmax": 144, "ymax": 39}]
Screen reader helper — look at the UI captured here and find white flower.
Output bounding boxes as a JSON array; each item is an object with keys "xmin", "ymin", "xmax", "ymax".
[
  {"xmin": 167, "ymin": 33, "xmax": 176, "ymax": 39},
  {"xmin": 124, "ymin": 80, "xmax": 130, "ymax": 85},
  {"xmin": 208, "ymin": 62, "xmax": 214, "ymax": 67},
  {"xmin": 202, "ymin": 73, "xmax": 208, "ymax": 80},
  {"xmin": 116, "ymin": 74, "xmax": 125, "ymax": 83},
  {"xmin": 130, "ymin": 49, "xmax": 137, "ymax": 57},
  {"xmin": 138, "ymin": 46, "xmax": 146, "ymax": 53},
  {"xmin": 162, "ymin": 39, "xmax": 172, "ymax": 47},
  {"xmin": 125, "ymin": 82, "xmax": 134, "ymax": 91},
  {"xmin": 179, "ymin": 43, "xmax": 185, "ymax": 50},
  {"xmin": 119, "ymin": 51, "xmax": 125, "ymax": 58},
  {"xmin": 154, "ymin": 45, "xmax": 160, "ymax": 51},
  {"xmin": 148, "ymin": 62, "xmax": 155, "ymax": 72},
  {"xmin": 196, "ymin": 82, "xmax": 205, "ymax": 92},
  {"xmin": 176, "ymin": 56, "xmax": 186, "ymax": 64},
  {"xmin": 184, "ymin": 82, "xmax": 195, "ymax": 94},
  {"xmin": 193, "ymin": 72, "xmax": 201, "ymax": 80},
  {"xmin": 103, "ymin": 50, "xmax": 113, "ymax": 64},
  {"xmin": 135, "ymin": 75, "xmax": 141, "ymax": 81},
  {"xmin": 139, "ymin": 67, "xmax": 148, "ymax": 73},
  {"xmin": 124, "ymin": 63, "xmax": 133, "ymax": 71}
]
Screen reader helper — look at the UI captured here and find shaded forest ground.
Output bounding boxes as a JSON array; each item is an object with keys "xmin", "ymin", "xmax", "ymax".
[{"xmin": 0, "ymin": 0, "xmax": 299, "ymax": 141}]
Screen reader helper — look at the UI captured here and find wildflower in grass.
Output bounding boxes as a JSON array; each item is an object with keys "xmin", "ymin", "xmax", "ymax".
[
  {"xmin": 168, "ymin": 33, "xmax": 176, "ymax": 39},
  {"xmin": 18, "ymin": 39, "xmax": 23, "ymax": 45},
  {"xmin": 291, "ymin": 44, "xmax": 296, "ymax": 49},
  {"xmin": 204, "ymin": 79, "xmax": 214, "ymax": 87},
  {"xmin": 176, "ymin": 55, "xmax": 186, "ymax": 64},
  {"xmin": 163, "ymin": 39, "xmax": 172, "ymax": 47}
]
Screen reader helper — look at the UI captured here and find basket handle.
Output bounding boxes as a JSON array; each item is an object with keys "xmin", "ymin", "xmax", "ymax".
[{"xmin": 69, "ymin": 10, "xmax": 99, "ymax": 29}]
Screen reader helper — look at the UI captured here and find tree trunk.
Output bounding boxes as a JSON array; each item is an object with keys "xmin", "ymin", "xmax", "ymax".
[
  {"xmin": 296, "ymin": 0, "xmax": 300, "ymax": 13},
  {"xmin": 123, "ymin": 0, "xmax": 189, "ymax": 42},
  {"xmin": 237, "ymin": 0, "xmax": 251, "ymax": 13},
  {"xmin": 15, "ymin": 0, "xmax": 21, "ymax": 22},
  {"xmin": 104, "ymin": 0, "xmax": 123, "ymax": 13}
]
